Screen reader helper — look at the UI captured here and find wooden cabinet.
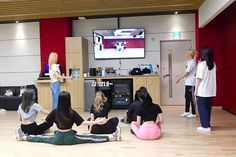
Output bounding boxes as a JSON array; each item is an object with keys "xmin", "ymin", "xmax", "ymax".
[
  {"xmin": 66, "ymin": 80, "xmax": 84, "ymax": 109},
  {"xmin": 37, "ymin": 80, "xmax": 68, "ymax": 109},
  {"xmin": 133, "ymin": 77, "xmax": 146, "ymax": 94},
  {"xmin": 38, "ymin": 75, "xmax": 161, "ymax": 109},
  {"xmin": 133, "ymin": 76, "xmax": 160, "ymax": 105},
  {"xmin": 147, "ymin": 77, "xmax": 160, "ymax": 105},
  {"xmin": 65, "ymin": 37, "xmax": 88, "ymax": 109},
  {"xmin": 65, "ymin": 37, "xmax": 88, "ymax": 77}
]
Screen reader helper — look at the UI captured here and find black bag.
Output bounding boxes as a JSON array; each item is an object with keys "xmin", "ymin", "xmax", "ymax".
[
  {"xmin": 142, "ymin": 68, "xmax": 151, "ymax": 74},
  {"xmin": 130, "ymin": 68, "xmax": 142, "ymax": 75}
]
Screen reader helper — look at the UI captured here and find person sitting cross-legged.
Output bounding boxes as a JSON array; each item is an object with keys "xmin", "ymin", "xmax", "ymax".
[{"xmin": 131, "ymin": 89, "xmax": 163, "ymax": 140}]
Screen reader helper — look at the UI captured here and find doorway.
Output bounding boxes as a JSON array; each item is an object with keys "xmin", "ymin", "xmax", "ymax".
[{"xmin": 160, "ymin": 40, "xmax": 192, "ymax": 105}]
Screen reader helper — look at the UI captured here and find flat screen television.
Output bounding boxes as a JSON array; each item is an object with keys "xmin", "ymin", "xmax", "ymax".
[{"xmin": 93, "ymin": 28, "xmax": 145, "ymax": 59}]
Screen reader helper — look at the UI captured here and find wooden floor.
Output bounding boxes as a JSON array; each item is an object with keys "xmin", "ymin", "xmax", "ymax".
[{"xmin": 0, "ymin": 106, "xmax": 235, "ymax": 157}]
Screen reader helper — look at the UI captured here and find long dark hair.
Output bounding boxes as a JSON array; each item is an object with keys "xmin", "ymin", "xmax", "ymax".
[
  {"xmin": 139, "ymin": 87, "xmax": 153, "ymax": 104},
  {"xmin": 134, "ymin": 90, "xmax": 141, "ymax": 101},
  {"xmin": 21, "ymin": 89, "xmax": 35, "ymax": 113},
  {"xmin": 55, "ymin": 91, "xmax": 73, "ymax": 127},
  {"xmin": 201, "ymin": 47, "xmax": 214, "ymax": 70},
  {"xmin": 139, "ymin": 90, "xmax": 153, "ymax": 108}
]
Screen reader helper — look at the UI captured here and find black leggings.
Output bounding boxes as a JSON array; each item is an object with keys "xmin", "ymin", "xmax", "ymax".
[
  {"xmin": 185, "ymin": 86, "xmax": 196, "ymax": 114},
  {"xmin": 90, "ymin": 117, "xmax": 119, "ymax": 134},
  {"xmin": 21, "ymin": 122, "xmax": 52, "ymax": 135}
]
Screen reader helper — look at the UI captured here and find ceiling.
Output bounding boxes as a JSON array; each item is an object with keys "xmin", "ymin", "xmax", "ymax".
[{"xmin": 0, "ymin": 0, "xmax": 205, "ymax": 22}]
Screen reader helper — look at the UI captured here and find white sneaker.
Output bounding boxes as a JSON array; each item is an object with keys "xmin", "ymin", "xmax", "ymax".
[
  {"xmin": 15, "ymin": 127, "xmax": 25, "ymax": 141},
  {"xmin": 113, "ymin": 126, "xmax": 121, "ymax": 141},
  {"xmin": 186, "ymin": 113, "xmax": 196, "ymax": 118},
  {"xmin": 180, "ymin": 112, "xmax": 190, "ymax": 117},
  {"xmin": 0, "ymin": 109, "xmax": 7, "ymax": 115},
  {"xmin": 197, "ymin": 127, "xmax": 211, "ymax": 132}
]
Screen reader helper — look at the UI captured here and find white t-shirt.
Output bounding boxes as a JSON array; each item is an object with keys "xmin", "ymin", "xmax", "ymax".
[
  {"xmin": 17, "ymin": 103, "xmax": 42, "ymax": 122},
  {"xmin": 49, "ymin": 64, "xmax": 60, "ymax": 82},
  {"xmin": 185, "ymin": 59, "xmax": 197, "ymax": 86},
  {"xmin": 196, "ymin": 61, "xmax": 216, "ymax": 97}
]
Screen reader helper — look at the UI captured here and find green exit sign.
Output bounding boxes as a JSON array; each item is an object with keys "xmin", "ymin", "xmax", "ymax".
[{"xmin": 173, "ymin": 31, "xmax": 181, "ymax": 39}]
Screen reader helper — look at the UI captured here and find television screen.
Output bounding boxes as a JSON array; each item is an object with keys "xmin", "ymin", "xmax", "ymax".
[{"xmin": 93, "ymin": 28, "xmax": 145, "ymax": 59}]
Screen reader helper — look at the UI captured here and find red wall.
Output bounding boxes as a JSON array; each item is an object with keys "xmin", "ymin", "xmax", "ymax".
[
  {"xmin": 220, "ymin": 2, "xmax": 236, "ymax": 114},
  {"xmin": 197, "ymin": 13, "xmax": 223, "ymax": 106},
  {"xmin": 103, "ymin": 39, "xmax": 144, "ymax": 48},
  {"xmin": 40, "ymin": 18, "xmax": 72, "ymax": 74},
  {"xmin": 196, "ymin": 2, "xmax": 236, "ymax": 114}
]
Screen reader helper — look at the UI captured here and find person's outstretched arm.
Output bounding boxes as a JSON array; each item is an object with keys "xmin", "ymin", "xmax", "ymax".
[
  {"xmin": 88, "ymin": 113, "xmax": 95, "ymax": 132},
  {"xmin": 176, "ymin": 71, "xmax": 189, "ymax": 84},
  {"xmin": 132, "ymin": 115, "xmax": 141, "ymax": 125},
  {"xmin": 40, "ymin": 108, "xmax": 50, "ymax": 115},
  {"xmin": 81, "ymin": 118, "xmax": 105, "ymax": 126},
  {"xmin": 156, "ymin": 113, "xmax": 163, "ymax": 124}
]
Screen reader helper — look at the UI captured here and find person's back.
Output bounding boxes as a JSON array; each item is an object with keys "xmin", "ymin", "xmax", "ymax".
[
  {"xmin": 17, "ymin": 89, "xmax": 50, "ymax": 135},
  {"xmin": 131, "ymin": 90, "xmax": 163, "ymax": 140},
  {"xmin": 45, "ymin": 108, "xmax": 83, "ymax": 130},
  {"xmin": 90, "ymin": 91, "xmax": 119, "ymax": 134},
  {"xmin": 127, "ymin": 100, "xmax": 142, "ymax": 123},
  {"xmin": 91, "ymin": 101, "xmax": 110, "ymax": 119},
  {"xmin": 18, "ymin": 103, "xmax": 42, "ymax": 123},
  {"xmin": 138, "ymin": 103, "xmax": 162, "ymax": 123},
  {"xmin": 196, "ymin": 61, "xmax": 216, "ymax": 97}
]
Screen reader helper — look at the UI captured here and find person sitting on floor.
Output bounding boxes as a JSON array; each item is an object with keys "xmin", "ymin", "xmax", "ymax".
[
  {"xmin": 89, "ymin": 91, "xmax": 120, "ymax": 135},
  {"xmin": 16, "ymin": 91, "xmax": 121, "ymax": 145},
  {"xmin": 131, "ymin": 89, "xmax": 163, "ymax": 140},
  {"xmin": 121, "ymin": 89, "xmax": 142, "ymax": 124},
  {"xmin": 17, "ymin": 89, "xmax": 51, "ymax": 135}
]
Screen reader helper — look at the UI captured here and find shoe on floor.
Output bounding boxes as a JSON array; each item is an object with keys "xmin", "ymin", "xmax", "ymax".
[
  {"xmin": 197, "ymin": 127, "xmax": 211, "ymax": 132},
  {"xmin": 15, "ymin": 127, "xmax": 24, "ymax": 141},
  {"xmin": 186, "ymin": 113, "xmax": 196, "ymax": 118},
  {"xmin": 113, "ymin": 126, "xmax": 121, "ymax": 141},
  {"xmin": 180, "ymin": 112, "xmax": 190, "ymax": 117}
]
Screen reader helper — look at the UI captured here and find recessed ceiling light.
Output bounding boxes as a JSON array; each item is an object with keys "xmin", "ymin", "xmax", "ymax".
[{"xmin": 175, "ymin": 11, "xmax": 178, "ymax": 15}]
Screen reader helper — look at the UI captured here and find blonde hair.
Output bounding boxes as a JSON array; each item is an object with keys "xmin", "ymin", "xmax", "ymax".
[
  {"xmin": 188, "ymin": 49, "xmax": 196, "ymax": 59},
  {"xmin": 94, "ymin": 91, "xmax": 106, "ymax": 112},
  {"xmin": 48, "ymin": 52, "xmax": 58, "ymax": 70}
]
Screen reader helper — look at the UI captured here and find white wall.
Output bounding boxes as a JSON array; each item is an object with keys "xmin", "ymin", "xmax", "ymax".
[
  {"xmin": 73, "ymin": 14, "xmax": 196, "ymax": 75},
  {"xmin": 0, "ymin": 22, "xmax": 40, "ymax": 86},
  {"xmin": 199, "ymin": 0, "xmax": 235, "ymax": 27}
]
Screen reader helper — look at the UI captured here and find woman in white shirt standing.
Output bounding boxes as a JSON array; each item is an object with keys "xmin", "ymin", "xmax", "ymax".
[
  {"xmin": 195, "ymin": 48, "xmax": 216, "ymax": 132},
  {"xmin": 48, "ymin": 52, "xmax": 70, "ymax": 109},
  {"xmin": 176, "ymin": 49, "xmax": 197, "ymax": 118}
]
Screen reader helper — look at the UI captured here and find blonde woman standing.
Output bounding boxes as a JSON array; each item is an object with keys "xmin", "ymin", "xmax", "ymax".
[
  {"xmin": 89, "ymin": 91, "xmax": 120, "ymax": 135},
  {"xmin": 48, "ymin": 52, "xmax": 70, "ymax": 109}
]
